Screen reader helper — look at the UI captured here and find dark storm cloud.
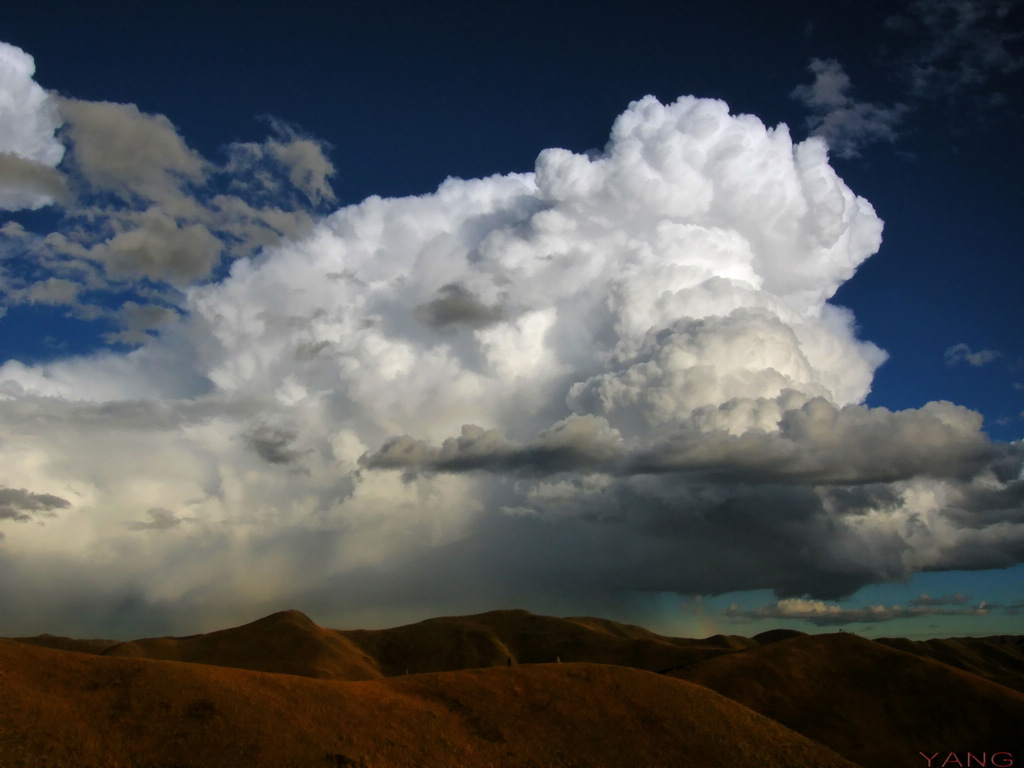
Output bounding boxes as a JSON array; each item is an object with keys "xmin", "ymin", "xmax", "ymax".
[
  {"xmin": 358, "ymin": 398, "xmax": 1021, "ymax": 601},
  {"xmin": 364, "ymin": 398, "xmax": 997, "ymax": 486},
  {"xmin": 414, "ymin": 283, "xmax": 504, "ymax": 329},
  {"xmin": 361, "ymin": 416, "xmax": 624, "ymax": 475},
  {"xmin": 0, "ymin": 486, "xmax": 71, "ymax": 521}
]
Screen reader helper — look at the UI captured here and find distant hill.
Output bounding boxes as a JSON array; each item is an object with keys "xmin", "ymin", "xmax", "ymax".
[
  {"xmin": 11, "ymin": 632, "xmax": 119, "ymax": 655},
  {"xmin": 674, "ymin": 632, "xmax": 1024, "ymax": 768},
  {"xmin": 44, "ymin": 608, "xmax": 749, "ymax": 681},
  {"xmin": 337, "ymin": 608, "xmax": 752, "ymax": 677},
  {"xmin": 0, "ymin": 638, "xmax": 858, "ymax": 768}
]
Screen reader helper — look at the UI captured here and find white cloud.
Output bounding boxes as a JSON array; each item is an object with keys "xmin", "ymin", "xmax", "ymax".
[{"xmin": 0, "ymin": 41, "xmax": 65, "ymax": 210}]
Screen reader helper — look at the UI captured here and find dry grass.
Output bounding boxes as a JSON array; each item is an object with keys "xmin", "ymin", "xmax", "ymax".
[
  {"xmin": 0, "ymin": 639, "xmax": 858, "ymax": 768},
  {"xmin": 676, "ymin": 632, "xmax": 1024, "ymax": 768}
]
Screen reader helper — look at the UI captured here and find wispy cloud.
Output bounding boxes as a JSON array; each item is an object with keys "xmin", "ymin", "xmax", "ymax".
[
  {"xmin": 910, "ymin": 592, "xmax": 970, "ymax": 607},
  {"xmin": 724, "ymin": 596, "xmax": 990, "ymax": 626},
  {"xmin": 945, "ymin": 343, "xmax": 1003, "ymax": 367},
  {"xmin": 885, "ymin": 0, "xmax": 1024, "ymax": 100},
  {"xmin": 791, "ymin": 58, "xmax": 907, "ymax": 158}
]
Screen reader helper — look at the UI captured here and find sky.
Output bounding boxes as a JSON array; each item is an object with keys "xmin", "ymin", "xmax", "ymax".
[{"xmin": 0, "ymin": 0, "xmax": 1022, "ymax": 641}]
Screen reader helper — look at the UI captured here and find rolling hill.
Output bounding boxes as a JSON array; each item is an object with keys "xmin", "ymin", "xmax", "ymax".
[
  {"xmin": 0, "ymin": 638, "xmax": 859, "ymax": 768},
  {"xmin": 6, "ymin": 609, "xmax": 1024, "ymax": 768}
]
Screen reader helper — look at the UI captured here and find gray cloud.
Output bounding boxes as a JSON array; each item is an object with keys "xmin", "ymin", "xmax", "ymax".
[
  {"xmin": 0, "ymin": 487, "xmax": 71, "ymax": 522},
  {"xmin": 104, "ymin": 301, "xmax": 181, "ymax": 346},
  {"xmin": 243, "ymin": 425, "xmax": 303, "ymax": 465},
  {"xmin": 22, "ymin": 277, "xmax": 81, "ymax": 306},
  {"xmin": 0, "ymin": 151, "xmax": 67, "ymax": 208},
  {"xmin": 362, "ymin": 416, "xmax": 624, "ymax": 476},
  {"xmin": 414, "ymin": 283, "xmax": 505, "ymax": 330},
  {"xmin": 88, "ymin": 207, "xmax": 224, "ymax": 285},
  {"xmin": 58, "ymin": 98, "xmax": 207, "ymax": 206},
  {"xmin": 364, "ymin": 398, "xmax": 999, "ymax": 486},
  {"xmin": 224, "ymin": 119, "xmax": 336, "ymax": 206}
]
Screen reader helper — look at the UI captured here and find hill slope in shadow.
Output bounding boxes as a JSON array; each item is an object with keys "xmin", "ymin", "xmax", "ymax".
[
  {"xmin": 0, "ymin": 639, "xmax": 859, "ymax": 768},
  {"xmin": 876, "ymin": 634, "xmax": 1024, "ymax": 694},
  {"xmin": 675, "ymin": 632, "xmax": 1024, "ymax": 768},
  {"xmin": 337, "ymin": 608, "xmax": 754, "ymax": 677}
]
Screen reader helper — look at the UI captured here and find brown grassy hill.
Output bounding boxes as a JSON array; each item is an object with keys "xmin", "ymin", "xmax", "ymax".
[
  {"xmin": 0, "ymin": 639, "xmax": 860, "ymax": 768},
  {"xmin": 338, "ymin": 608, "xmax": 743, "ymax": 676},
  {"xmin": 104, "ymin": 609, "xmax": 382, "ymax": 681},
  {"xmin": 676, "ymin": 632, "xmax": 1024, "ymax": 768},
  {"xmin": 876, "ymin": 635, "xmax": 1024, "ymax": 693}
]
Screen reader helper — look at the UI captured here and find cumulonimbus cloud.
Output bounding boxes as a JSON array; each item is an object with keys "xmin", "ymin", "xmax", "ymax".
[{"xmin": 0, "ymin": 82, "xmax": 1022, "ymax": 637}]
